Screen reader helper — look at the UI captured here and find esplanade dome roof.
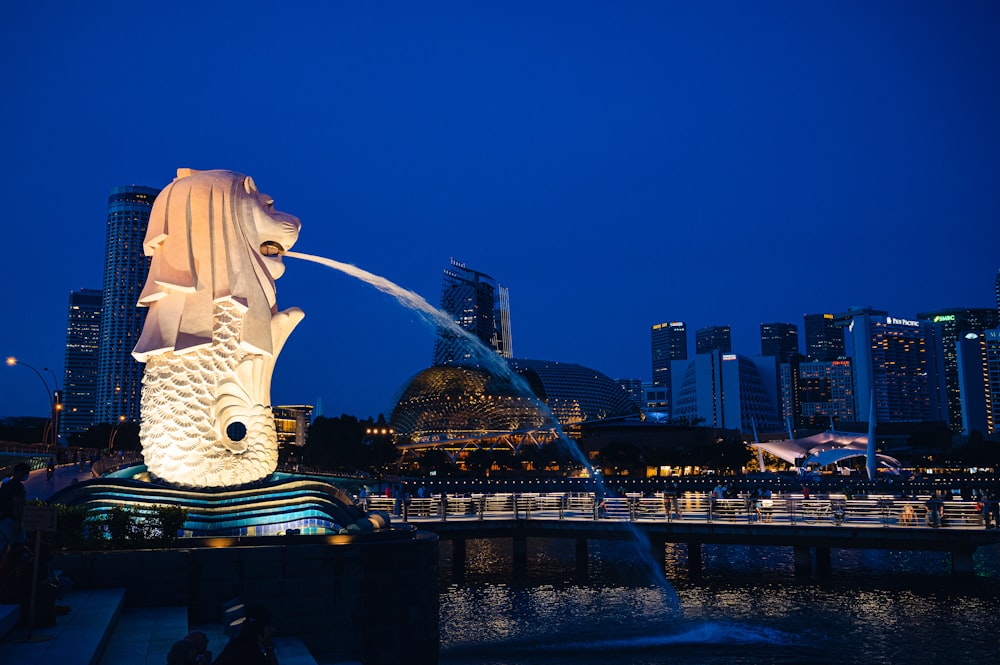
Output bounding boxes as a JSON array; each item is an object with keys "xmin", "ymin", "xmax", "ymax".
[{"xmin": 388, "ymin": 359, "xmax": 637, "ymax": 440}]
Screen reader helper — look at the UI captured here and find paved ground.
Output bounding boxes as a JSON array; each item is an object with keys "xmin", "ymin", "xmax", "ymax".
[{"xmin": 24, "ymin": 463, "xmax": 97, "ymax": 502}]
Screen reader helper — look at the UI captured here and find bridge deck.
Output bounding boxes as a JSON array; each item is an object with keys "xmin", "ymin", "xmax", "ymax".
[{"xmin": 365, "ymin": 492, "xmax": 1000, "ymax": 576}]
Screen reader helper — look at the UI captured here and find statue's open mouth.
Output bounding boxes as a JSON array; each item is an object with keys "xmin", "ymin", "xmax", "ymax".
[{"xmin": 260, "ymin": 241, "xmax": 285, "ymax": 257}]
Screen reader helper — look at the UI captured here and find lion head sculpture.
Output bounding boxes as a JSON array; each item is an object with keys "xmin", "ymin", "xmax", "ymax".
[
  {"xmin": 132, "ymin": 168, "xmax": 304, "ymax": 488},
  {"xmin": 133, "ymin": 168, "xmax": 301, "ymax": 359}
]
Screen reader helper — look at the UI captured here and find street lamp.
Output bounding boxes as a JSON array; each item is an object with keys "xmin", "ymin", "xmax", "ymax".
[
  {"xmin": 6, "ymin": 356, "xmax": 58, "ymax": 445},
  {"xmin": 108, "ymin": 415, "xmax": 127, "ymax": 455}
]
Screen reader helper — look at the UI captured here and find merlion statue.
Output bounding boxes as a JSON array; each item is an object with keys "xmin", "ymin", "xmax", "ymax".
[{"xmin": 132, "ymin": 168, "xmax": 303, "ymax": 487}]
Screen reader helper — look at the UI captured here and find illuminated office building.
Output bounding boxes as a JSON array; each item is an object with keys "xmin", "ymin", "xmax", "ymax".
[
  {"xmin": 779, "ymin": 358, "xmax": 855, "ymax": 428},
  {"xmin": 986, "ymin": 330, "xmax": 1000, "ymax": 434},
  {"xmin": 959, "ymin": 328, "xmax": 1000, "ymax": 435},
  {"xmin": 695, "ymin": 325, "xmax": 732, "ymax": 355},
  {"xmin": 650, "ymin": 321, "xmax": 687, "ymax": 415},
  {"xmin": 432, "ymin": 258, "xmax": 512, "ymax": 366},
  {"xmin": 803, "ymin": 313, "xmax": 845, "ymax": 361},
  {"xmin": 651, "ymin": 321, "xmax": 687, "ymax": 386},
  {"xmin": 273, "ymin": 405, "xmax": 314, "ymax": 447},
  {"xmin": 760, "ymin": 322, "xmax": 799, "ymax": 362},
  {"xmin": 59, "ymin": 288, "xmax": 102, "ymax": 439},
  {"xmin": 916, "ymin": 308, "xmax": 999, "ymax": 431},
  {"xmin": 95, "ymin": 185, "xmax": 159, "ymax": 425},
  {"xmin": 616, "ymin": 378, "xmax": 646, "ymax": 413},
  {"xmin": 956, "ymin": 332, "xmax": 992, "ymax": 435},
  {"xmin": 671, "ymin": 350, "xmax": 781, "ymax": 433},
  {"xmin": 995, "ymin": 269, "xmax": 1000, "ymax": 315},
  {"xmin": 838, "ymin": 307, "xmax": 942, "ymax": 423}
]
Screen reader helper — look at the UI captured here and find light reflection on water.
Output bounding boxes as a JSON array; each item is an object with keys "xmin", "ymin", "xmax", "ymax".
[{"xmin": 439, "ymin": 538, "xmax": 1000, "ymax": 665}]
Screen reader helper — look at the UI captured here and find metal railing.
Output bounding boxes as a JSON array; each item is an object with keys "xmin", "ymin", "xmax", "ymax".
[{"xmin": 365, "ymin": 491, "xmax": 989, "ymax": 529}]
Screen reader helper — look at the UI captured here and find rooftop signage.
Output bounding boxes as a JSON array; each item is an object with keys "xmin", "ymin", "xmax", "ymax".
[
  {"xmin": 887, "ymin": 317, "xmax": 919, "ymax": 327},
  {"xmin": 933, "ymin": 315, "xmax": 956, "ymax": 323}
]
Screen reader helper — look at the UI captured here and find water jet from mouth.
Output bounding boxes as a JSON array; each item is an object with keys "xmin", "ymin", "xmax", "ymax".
[{"xmin": 285, "ymin": 250, "xmax": 680, "ymax": 609}]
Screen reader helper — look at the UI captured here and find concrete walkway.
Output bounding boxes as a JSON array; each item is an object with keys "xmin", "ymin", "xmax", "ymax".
[
  {"xmin": 24, "ymin": 463, "xmax": 97, "ymax": 502},
  {"xmin": 1, "ymin": 591, "xmax": 321, "ymax": 665},
  {"xmin": 0, "ymin": 587, "xmax": 124, "ymax": 665}
]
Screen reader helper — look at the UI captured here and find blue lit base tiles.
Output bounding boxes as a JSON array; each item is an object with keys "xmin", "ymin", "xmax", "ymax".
[{"xmin": 47, "ymin": 466, "xmax": 390, "ymax": 537}]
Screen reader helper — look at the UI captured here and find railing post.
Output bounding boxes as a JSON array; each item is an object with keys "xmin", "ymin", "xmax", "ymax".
[
  {"xmin": 512, "ymin": 494, "xmax": 518, "ymax": 520},
  {"xmin": 559, "ymin": 495, "xmax": 565, "ymax": 520},
  {"xmin": 403, "ymin": 501, "xmax": 409, "ymax": 522},
  {"xmin": 441, "ymin": 494, "xmax": 447, "ymax": 522},
  {"xmin": 478, "ymin": 496, "xmax": 485, "ymax": 521}
]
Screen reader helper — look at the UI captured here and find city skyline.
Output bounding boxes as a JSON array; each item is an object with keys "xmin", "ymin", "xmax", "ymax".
[{"xmin": 2, "ymin": 3, "xmax": 999, "ymax": 421}]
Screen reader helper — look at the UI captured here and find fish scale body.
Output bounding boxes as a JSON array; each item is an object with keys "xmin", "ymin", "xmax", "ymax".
[{"xmin": 140, "ymin": 301, "xmax": 276, "ymax": 487}]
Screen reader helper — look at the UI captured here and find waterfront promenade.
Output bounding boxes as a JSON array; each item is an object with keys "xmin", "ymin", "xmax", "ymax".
[{"xmin": 366, "ymin": 490, "xmax": 1000, "ymax": 577}]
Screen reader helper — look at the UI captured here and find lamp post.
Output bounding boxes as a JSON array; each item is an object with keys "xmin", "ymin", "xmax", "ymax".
[
  {"xmin": 108, "ymin": 415, "xmax": 127, "ymax": 456},
  {"xmin": 6, "ymin": 357, "xmax": 58, "ymax": 445}
]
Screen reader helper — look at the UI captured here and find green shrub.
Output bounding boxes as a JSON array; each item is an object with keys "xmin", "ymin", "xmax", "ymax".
[{"xmin": 45, "ymin": 503, "xmax": 188, "ymax": 551}]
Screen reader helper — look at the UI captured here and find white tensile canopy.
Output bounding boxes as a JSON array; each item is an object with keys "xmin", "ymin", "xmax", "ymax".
[{"xmin": 754, "ymin": 431, "xmax": 901, "ymax": 472}]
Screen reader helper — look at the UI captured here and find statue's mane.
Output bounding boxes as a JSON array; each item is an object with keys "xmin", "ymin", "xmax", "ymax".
[{"xmin": 132, "ymin": 169, "xmax": 278, "ymax": 361}]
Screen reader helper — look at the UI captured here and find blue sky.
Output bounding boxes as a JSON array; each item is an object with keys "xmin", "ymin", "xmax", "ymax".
[{"xmin": 1, "ymin": 2, "xmax": 998, "ymax": 421}]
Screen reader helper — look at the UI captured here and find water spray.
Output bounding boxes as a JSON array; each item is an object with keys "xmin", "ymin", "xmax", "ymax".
[{"xmin": 285, "ymin": 251, "xmax": 680, "ymax": 607}]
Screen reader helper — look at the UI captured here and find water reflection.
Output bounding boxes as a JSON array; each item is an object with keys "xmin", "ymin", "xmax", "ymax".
[{"xmin": 440, "ymin": 539, "xmax": 1000, "ymax": 665}]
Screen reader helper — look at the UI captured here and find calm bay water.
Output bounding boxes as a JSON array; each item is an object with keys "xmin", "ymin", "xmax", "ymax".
[{"xmin": 438, "ymin": 538, "xmax": 1000, "ymax": 665}]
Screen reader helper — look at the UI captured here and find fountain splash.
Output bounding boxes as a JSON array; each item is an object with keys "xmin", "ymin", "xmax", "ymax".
[{"xmin": 285, "ymin": 251, "xmax": 679, "ymax": 605}]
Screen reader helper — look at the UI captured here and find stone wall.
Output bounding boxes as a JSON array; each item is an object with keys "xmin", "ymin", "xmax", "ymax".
[{"xmin": 52, "ymin": 528, "xmax": 439, "ymax": 665}]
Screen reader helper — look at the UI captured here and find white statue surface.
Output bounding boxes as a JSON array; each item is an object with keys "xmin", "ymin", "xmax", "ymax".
[{"xmin": 132, "ymin": 168, "xmax": 303, "ymax": 487}]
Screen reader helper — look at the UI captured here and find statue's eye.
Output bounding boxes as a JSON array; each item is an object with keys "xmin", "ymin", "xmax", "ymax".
[{"xmin": 265, "ymin": 199, "xmax": 274, "ymax": 207}]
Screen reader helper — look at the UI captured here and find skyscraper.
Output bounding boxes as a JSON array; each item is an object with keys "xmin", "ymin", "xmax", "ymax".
[
  {"xmin": 955, "ymin": 331, "xmax": 991, "ymax": 435},
  {"xmin": 494, "ymin": 284, "xmax": 513, "ymax": 359},
  {"xmin": 985, "ymin": 329, "xmax": 1000, "ymax": 434},
  {"xmin": 760, "ymin": 322, "xmax": 799, "ymax": 362},
  {"xmin": 838, "ymin": 307, "xmax": 937, "ymax": 423},
  {"xmin": 433, "ymin": 258, "xmax": 512, "ymax": 366},
  {"xmin": 695, "ymin": 325, "xmax": 732, "ymax": 355},
  {"xmin": 671, "ymin": 350, "xmax": 781, "ymax": 433},
  {"xmin": 803, "ymin": 313, "xmax": 845, "ymax": 361},
  {"xmin": 651, "ymin": 321, "xmax": 687, "ymax": 386},
  {"xmin": 916, "ymin": 308, "xmax": 1000, "ymax": 431},
  {"xmin": 95, "ymin": 185, "xmax": 159, "ymax": 425},
  {"xmin": 779, "ymin": 358, "xmax": 855, "ymax": 428},
  {"xmin": 59, "ymin": 288, "xmax": 102, "ymax": 440},
  {"xmin": 995, "ymin": 269, "xmax": 1000, "ymax": 316}
]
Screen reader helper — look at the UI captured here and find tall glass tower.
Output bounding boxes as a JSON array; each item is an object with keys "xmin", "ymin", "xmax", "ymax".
[
  {"xmin": 95, "ymin": 185, "xmax": 159, "ymax": 425},
  {"xmin": 803, "ymin": 313, "xmax": 845, "ymax": 361},
  {"xmin": 838, "ymin": 307, "xmax": 935, "ymax": 423},
  {"xmin": 760, "ymin": 322, "xmax": 799, "ymax": 362},
  {"xmin": 916, "ymin": 307, "xmax": 999, "ymax": 431},
  {"xmin": 650, "ymin": 320, "xmax": 687, "ymax": 422},
  {"xmin": 433, "ymin": 258, "xmax": 512, "ymax": 366},
  {"xmin": 695, "ymin": 325, "xmax": 732, "ymax": 355},
  {"xmin": 995, "ymin": 269, "xmax": 1000, "ymax": 317},
  {"xmin": 59, "ymin": 288, "xmax": 103, "ymax": 439}
]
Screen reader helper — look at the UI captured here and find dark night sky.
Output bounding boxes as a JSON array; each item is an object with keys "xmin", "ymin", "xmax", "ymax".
[{"xmin": 2, "ymin": 2, "xmax": 998, "ymax": 421}]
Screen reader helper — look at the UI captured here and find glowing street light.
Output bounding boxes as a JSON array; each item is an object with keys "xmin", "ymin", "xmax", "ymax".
[
  {"xmin": 108, "ymin": 415, "xmax": 127, "ymax": 454},
  {"xmin": 6, "ymin": 356, "xmax": 59, "ymax": 445}
]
